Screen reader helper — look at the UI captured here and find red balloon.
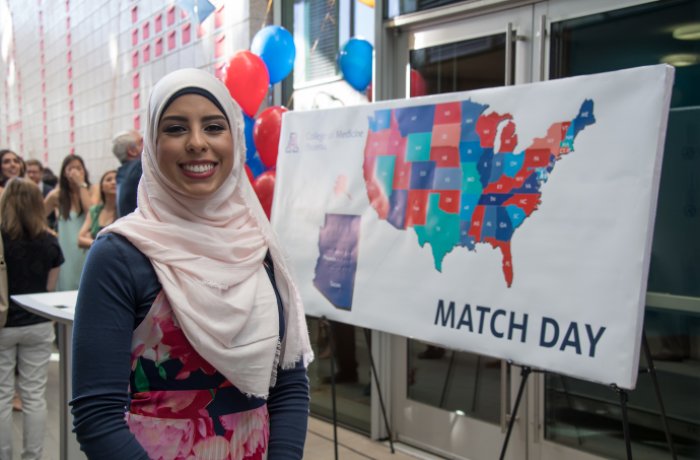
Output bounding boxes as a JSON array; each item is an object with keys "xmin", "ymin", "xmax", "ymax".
[
  {"xmin": 224, "ymin": 51, "xmax": 269, "ymax": 117},
  {"xmin": 366, "ymin": 82, "xmax": 373, "ymax": 102},
  {"xmin": 253, "ymin": 106, "xmax": 288, "ymax": 168},
  {"xmin": 410, "ymin": 69, "xmax": 427, "ymax": 97},
  {"xmin": 253, "ymin": 170, "xmax": 276, "ymax": 219}
]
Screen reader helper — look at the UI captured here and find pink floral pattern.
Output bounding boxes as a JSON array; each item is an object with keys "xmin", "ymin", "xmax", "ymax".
[{"xmin": 127, "ymin": 293, "xmax": 269, "ymax": 459}]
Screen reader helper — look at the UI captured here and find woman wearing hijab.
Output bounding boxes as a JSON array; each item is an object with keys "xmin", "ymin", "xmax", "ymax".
[{"xmin": 70, "ymin": 69, "xmax": 313, "ymax": 460}]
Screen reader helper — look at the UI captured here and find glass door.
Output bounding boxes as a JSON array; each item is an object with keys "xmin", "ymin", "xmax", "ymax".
[
  {"xmin": 390, "ymin": 1, "xmax": 699, "ymax": 459},
  {"xmin": 532, "ymin": 0, "xmax": 700, "ymax": 459},
  {"xmin": 391, "ymin": 6, "xmax": 533, "ymax": 460}
]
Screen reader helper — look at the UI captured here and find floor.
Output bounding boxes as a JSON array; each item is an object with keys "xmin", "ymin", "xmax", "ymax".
[{"xmin": 9, "ymin": 353, "xmax": 426, "ymax": 460}]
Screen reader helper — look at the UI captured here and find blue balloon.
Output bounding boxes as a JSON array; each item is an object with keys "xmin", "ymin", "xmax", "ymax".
[
  {"xmin": 246, "ymin": 153, "xmax": 267, "ymax": 178},
  {"xmin": 251, "ymin": 25, "xmax": 296, "ymax": 85},
  {"xmin": 244, "ymin": 114, "xmax": 256, "ymax": 160},
  {"xmin": 338, "ymin": 38, "xmax": 373, "ymax": 92}
]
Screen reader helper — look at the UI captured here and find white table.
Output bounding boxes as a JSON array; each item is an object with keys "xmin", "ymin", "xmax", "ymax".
[{"xmin": 11, "ymin": 291, "xmax": 86, "ymax": 460}]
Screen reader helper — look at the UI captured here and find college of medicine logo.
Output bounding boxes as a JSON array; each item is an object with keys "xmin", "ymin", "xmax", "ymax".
[{"xmin": 285, "ymin": 132, "xmax": 300, "ymax": 153}]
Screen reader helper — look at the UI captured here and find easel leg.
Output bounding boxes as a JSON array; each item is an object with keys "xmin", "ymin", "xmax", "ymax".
[
  {"xmin": 363, "ymin": 328, "xmax": 395, "ymax": 454},
  {"xmin": 641, "ymin": 331, "xmax": 678, "ymax": 460},
  {"xmin": 439, "ymin": 350, "xmax": 457, "ymax": 409},
  {"xmin": 499, "ymin": 366, "xmax": 531, "ymax": 460},
  {"xmin": 614, "ymin": 386, "xmax": 633, "ymax": 460},
  {"xmin": 321, "ymin": 317, "xmax": 339, "ymax": 460}
]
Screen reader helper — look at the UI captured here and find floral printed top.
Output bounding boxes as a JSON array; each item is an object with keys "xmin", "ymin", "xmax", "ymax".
[{"xmin": 71, "ymin": 234, "xmax": 309, "ymax": 460}]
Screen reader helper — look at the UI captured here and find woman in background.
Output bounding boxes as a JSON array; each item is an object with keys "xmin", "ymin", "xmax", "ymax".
[
  {"xmin": 44, "ymin": 155, "xmax": 97, "ymax": 290},
  {"xmin": 78, "ymin": 170, "xmax": 117, "ymax": 249},
  {"xmin": 0, "ymin": 178, "xmax": 64, "ymax": 460},
  {"xmin": 0, "ymin": 149, "xmax": 24, "ymax": 196}
]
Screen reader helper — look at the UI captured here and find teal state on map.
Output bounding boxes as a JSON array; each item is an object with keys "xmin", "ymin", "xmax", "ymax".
[{"xmin": 361, "ymin": 99, "xmax": 596, "ymax": 287}]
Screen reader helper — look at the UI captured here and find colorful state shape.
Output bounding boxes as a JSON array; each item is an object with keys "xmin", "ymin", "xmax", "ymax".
[
  {"xmin": 409, "ymin": 161, "xmax": 436, "ymax": 190},
  {"xmin": 368, "ymin": 109, "xmax": 392, "ymax": 132},
  {"xmin": 434, "ymin": 102, "xmax": 462, "ymax": 125},
  {"xmin": 572, "ymin": 99, "xmax": 596, "ymax": 137},
  {"xmin": 364, "ymin": 127, "xmax": 392, "ymax": 158},
  {"xmin": 503, "ymin": 194, "xmax": 540, "ymax": 216},
  {"xmin": 480, "ymin": 205, "xmax": 498, "ymax": 239},
  {"xmin": 431, "ymin": 146, "xmax": 460, "ymax": 167},
  {"xmin": 437, "ymin": 190, "xmax": 460, "ymax": 214},
  {"xmin": 479, "ymin": 193, "xmax": 513, "ymax": 206},
  {"xmin": 392, "ymin": 157, "xmax": 412, "ymax": 190},
  {"xmin": 433, "ymin": 167, "xmax": 462, "ymax": 191},
  {"xmin": 477, "ymin": 148, "xmax": 495, "ymax": 188},
  {"xmin": 458, "ymin": 221, "xmax": 476, "ymax": 249},
  {"xmin": 460, "ymin": 162, "xmax": 483, "ymax": 195},
  {"xmin": 488, "ymin": 155, "xmax": 506, "ymax": 183},
  {"xmin": 431, "ymin": 123, "xmax": 461, "ymax": 148},
  {"xmin": 468, "ymin": 205, "xmax": 486, "ymax": 241},
  {"xmin": 396, "ymin": 105, "xmax": 435, "ymax": 137},
  {"xmin": 406, "ymin": 132, "xmax": 432, "ymax": 162},
  {"xmin": 484, "ymin": 238, "xmax": 514, "ymax": 288},
  {"xmin": 414, "ymin": 193, "xmax": 461, "ymax": 271},
  {"xmin": 459, "ymin": 141, "xmax": 483, "ymax": 163},
  {"xmin": 505, "ymin": 204, "xmax": 526, "ymax": 229},
  {"xmin": 387, "ymin": 189, "xmax": 408, "ymax": 229},
  {"xmin": 313, "ymin": 213, "xmax": 362, "ymax": 310},
  {"xmin": 375, "ymin": 155, "xmax": 396, "ymax": 201},
  {"xmin": 459, "ymin": 193, "xmax": 481, "ymax": 223},
  {"xmin": 460, "ymin": 100, "xmax": 490, "ymax": 142},
  {"xmin": 502, "ymin": 152, "xmax": 525, "ymax": 177},
  {"xmin": 406, "ymin": 190, "xmax": 429, "ymax": 227},
  {"xmin": 476, "ymin": 112, "xmax": 513, "ymax": 148},
  {"xmin": 495, "ymin": 207, "xmax": 514, "ymax": 241},
  {"xmin": 498, "ymin": 120, "xmax": 518, "ymax": 154}
]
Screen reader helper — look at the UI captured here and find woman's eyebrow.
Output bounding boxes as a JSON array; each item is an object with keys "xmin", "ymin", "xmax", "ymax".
[{"xmin": 160, "ymin": 114, "xmax": 227, "ymax": 123}]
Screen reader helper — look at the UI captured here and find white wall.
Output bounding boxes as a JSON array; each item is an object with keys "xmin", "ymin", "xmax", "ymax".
[{"xmin": 0, "ymin": 0, "xmax": 263, "ymax": 180}]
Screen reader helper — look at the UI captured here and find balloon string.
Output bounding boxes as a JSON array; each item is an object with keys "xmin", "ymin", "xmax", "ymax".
[{"xmin": 263, "ymin": 0, "xmax": 273, "ymax": 29}]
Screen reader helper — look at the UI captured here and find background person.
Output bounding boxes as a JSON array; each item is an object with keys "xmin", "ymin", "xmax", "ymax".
[
  {"xmin": 44, "ymin": 155, "xmax": 96, "ymax": 290},
  {"xmin": 112, "ymin": 130, "xmax": 143, "ymax": 217},
  {"xmin": 78, "ymin": 170, "xmax": 117, "ymax": 249},
  {"xmin": 71, "ymin": 69, "xmax": 313, "ymax": 460},
  {"xmin": 0, "ymin": 149, "xmax": 24, "ymax": 195},
  {"xmin": 25, "ymin": 159, "xmax": 54, "ymax": 197},
  {"xmin": 0, "ymin": 178, "xmax": 64, "ymax": 460}
]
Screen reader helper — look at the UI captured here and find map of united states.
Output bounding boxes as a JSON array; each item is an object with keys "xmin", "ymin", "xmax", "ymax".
[{"xmin": 361, "ymin": 99, "xmax": 596, "ymax": 287}]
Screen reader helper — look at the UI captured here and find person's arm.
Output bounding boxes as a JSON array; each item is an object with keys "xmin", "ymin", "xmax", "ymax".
[
  {"xmin": 46, "ymin": 267, "xmax": 60, "ymax": 292},
  {"xmin": 70, "ymin": 234, "xmax": 152, "ymax": 459},
  {"xmin": 77, "ymin": 209, "xmax": 94, "ymax": 249},
  {"xmin": 44, "ymin": 187, "xmax": 59, "ymax": 217},
  {"xmin": 266, "ymin": 361, "xmax": 310, "ymax": 459}
]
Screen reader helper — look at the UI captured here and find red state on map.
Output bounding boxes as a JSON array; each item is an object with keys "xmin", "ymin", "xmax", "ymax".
[
  {"xmin": 434, "ymin": 102, "xmax": 462, "ymax": 124},
  {"xmin": 484, "ymin": 238, "xmax": 514, "ymax": 287},
  {"xmin": 498, "ymin": 121, "xmax": 518, "ymax": 153},
  {"xmin": 523, "ymin": 148, "xmax": 551, "ymax": 168},
  {"xmin": 528, "ymin": 121, "xmax": 570, "ymax": 158},
  {"xmin": 476, "ymin": 112, "xmax": 513, "ymax": 148},
  {"xmin": 468, "ymin": 205, "xmax": 486, "ymax": 240},
  {"xmin": 483, "ymin": 175, "xmax": 521, "ymax": 194},
  {"xmin": 392, "ymin": 156, "xmax": 412, "ymax": 190},
  {"xmin": 406, "ymin": 190, "xmax": 430, "ymax": 227},
  {"xmin": 503, "ymin": 194, "xmax": 541, "ymax": 216},
  {"xmin": 430, "ymin": 146, "xmax": 460, "ymax": 167},
  {"xmin": 438, "ymin": 190, "xmax": 461, "ymax": 214}
]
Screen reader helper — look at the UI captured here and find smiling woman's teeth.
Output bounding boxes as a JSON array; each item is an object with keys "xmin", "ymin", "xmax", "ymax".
[{"xmin": 183, "ymin": 163, "xmax": 214, "ymax": 173}]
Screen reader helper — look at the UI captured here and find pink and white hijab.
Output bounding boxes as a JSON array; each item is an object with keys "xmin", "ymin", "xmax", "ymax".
[{"xmin": 102, "ymin": 68, "xmax": 313, "ymax": 398}]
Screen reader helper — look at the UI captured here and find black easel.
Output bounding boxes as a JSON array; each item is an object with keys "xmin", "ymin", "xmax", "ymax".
[
  {"xmin": 498, "ymin": 364, "xmax": 535, "ymax": 460},
  {"xmin": 498, "ymin": 331, "xmax": 678, "ymax": 460},
  {"xmin": 320, "ymin": 317, "xmax": 396, "ymax": 458}
]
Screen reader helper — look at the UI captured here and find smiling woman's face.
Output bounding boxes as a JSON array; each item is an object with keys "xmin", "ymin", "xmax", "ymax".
[
  {"xmin": 156, "ymin": 94, "xmax": 233, "ymax": 198},
  {"xmin": 1, "ymin": 151, "xmax": 21, "ymax": 179}
]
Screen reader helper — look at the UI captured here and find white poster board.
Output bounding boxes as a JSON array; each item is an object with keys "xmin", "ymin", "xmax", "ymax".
[{"xmin": 271, "ymin": 65, "xmax": 674, "ymax": 389}]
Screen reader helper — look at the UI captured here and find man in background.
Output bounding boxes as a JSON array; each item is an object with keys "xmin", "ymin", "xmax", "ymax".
[
  {"xmin": 25, "ymin": 159, "xmax": 54, "ymax": 197},
  {"xmin": 112, "ymin": 130, "xmax": 143, "ymax": 217}
]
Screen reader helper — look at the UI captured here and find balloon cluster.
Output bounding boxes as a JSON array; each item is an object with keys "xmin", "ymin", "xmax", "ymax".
[{"xmin": 223, "ymin": 25, "xmax": 294, "ymax": 218}]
